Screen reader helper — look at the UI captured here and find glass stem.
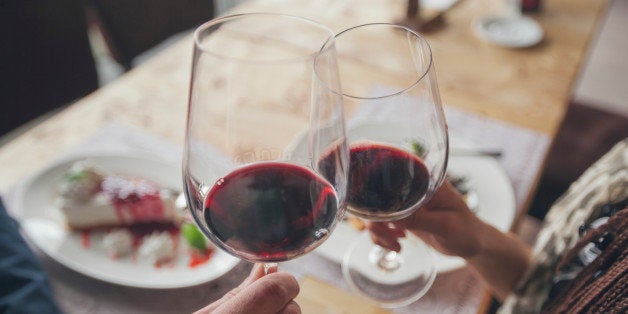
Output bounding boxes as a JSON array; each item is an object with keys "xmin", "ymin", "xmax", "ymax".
[
  {"xmin": 264, "ymin": 262, "xmax": 278, "ymax": 275},
  {"xmin": 369, "ymin": 245, "xmax": 403, "ymax": 272}
]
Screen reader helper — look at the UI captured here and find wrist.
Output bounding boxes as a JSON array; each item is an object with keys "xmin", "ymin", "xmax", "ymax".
[
  {"xmin": 466, "ymin": 220, "xmax": 503, "ymax": 261},
  {"xmin": 464, "ymin": 223, "xmax": 531, "ymax": 300}
]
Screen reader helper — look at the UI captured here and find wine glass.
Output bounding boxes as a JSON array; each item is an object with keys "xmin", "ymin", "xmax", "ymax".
[
  {"xmin": 318, "ymin": 23, "xmax": 449, "ymax": 307},
  {"xmin": 183, "ymin": 13, "xmax": 348, "ymax": 274}
]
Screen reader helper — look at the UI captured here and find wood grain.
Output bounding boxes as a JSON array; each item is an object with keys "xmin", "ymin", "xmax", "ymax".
[
  {"xmin": 0, "ymin": 0, "xmax": 609, "ymax": 206},
  {"xmin": 296, "ymin": 276, "xmax": 391, "ymax": 314}
]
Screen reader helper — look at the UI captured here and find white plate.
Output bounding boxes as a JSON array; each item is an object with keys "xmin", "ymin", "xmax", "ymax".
[
  {"xmin": 288, "ymin": 124, "xmax": 516, "ymax": 273},
  {"xmin": 473, "ymin": 16, "xmax": 544, "ymax": 48},
  {"xmin": 421, "ymin": 0, "xmax": 459, "ymax": 11},
  {"xmin": 12, "ymin": 155, "xmax": 240, "ymax": 289}
]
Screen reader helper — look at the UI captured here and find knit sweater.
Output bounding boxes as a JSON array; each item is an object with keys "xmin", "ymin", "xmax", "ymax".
[{"xmin": 499, "ymin": 139, "xmax": 627, "ymax": 313}]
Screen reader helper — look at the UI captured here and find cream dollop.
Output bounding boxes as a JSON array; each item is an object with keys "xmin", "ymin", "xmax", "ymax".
[
  {"xmin": 102, "ymin": 229, "xmax": 134, "ymax": 258},
  {"xmin": 138, "ymin": 231, "xmax": 176, "ymax": 264}
]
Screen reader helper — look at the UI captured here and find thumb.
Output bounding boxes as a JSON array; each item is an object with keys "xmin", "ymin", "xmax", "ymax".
[{"xmin": 194, "ymin": 263, "xmax": 270, "ymax": 314}]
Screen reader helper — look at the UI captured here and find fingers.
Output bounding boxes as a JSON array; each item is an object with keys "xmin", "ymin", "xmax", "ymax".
[
  {"xmin": 194, "ymin": 288, "xmax": 238, "ymax": 314},
  {"xmin": 241, "ymin": 263, "xmax": 267, "ymax": 286},
  {"xmin": 219, "ymin": 272, "xmax": 300, "ymax": 313},
  {"xmin": 195, "ymin": 278, "xmax": 249, "ymax": 314},
  {"xmin": 265, "ymin": 263, "xmax": 278, "ymax": 274},
  {"xmin": 425, "ymin": 181, "xmax": 469, "ymax": 212},
  {"xmin": 278, "ymin": 300, "xmax": 302, "ymax": 314},
  {"xmin": 366, "ymin": 221, "xmax": 404, "ymax": 252},
  {"xmin": 397, "ymin": 182, "xmax": 471, "ymax": 232},
  {"xmin": 195, "ymin": 263, "xmax": 278, "ymax": 314}
]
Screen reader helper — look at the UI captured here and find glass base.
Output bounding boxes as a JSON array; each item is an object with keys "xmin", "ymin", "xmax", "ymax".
[{"xmin": 342, "ymin": 234, "xmax": 436, "ymax": 308}]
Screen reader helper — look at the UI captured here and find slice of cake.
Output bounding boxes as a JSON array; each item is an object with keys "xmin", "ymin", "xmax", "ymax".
[{"xmin": 57, "ymin": 161, "xmax": 181, "ymax": 230}]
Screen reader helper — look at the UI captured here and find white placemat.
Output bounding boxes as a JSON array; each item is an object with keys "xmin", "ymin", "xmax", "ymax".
[{"xmin": 445, "ymin": 106, "xmax": 551, "ymax": 213}]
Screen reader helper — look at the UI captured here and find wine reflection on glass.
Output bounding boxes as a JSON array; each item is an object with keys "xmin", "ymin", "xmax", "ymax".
[
  {"xmin": 183, "ymin": 13, "xmax": 349, "ymax": 275},
  {"xmin": 316, "ymin": 23, "xmax": 449, "ymax": 308}
]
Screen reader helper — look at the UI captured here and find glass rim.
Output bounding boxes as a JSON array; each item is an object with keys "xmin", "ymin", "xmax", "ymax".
[
  {"xmin": 193, "ymin": 12, "xmax": 336, "ymax": 64},
  {"xmin": 319, "ymin": 22, "xmax": 435, "ymax": 100}
]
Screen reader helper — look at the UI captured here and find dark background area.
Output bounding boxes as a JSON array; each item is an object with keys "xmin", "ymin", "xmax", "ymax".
[{"xmin": 529, "ymin": 101, "xmax": 628, "ymax": 220}]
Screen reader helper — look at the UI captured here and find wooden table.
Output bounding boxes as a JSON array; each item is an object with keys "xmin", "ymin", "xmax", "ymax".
[
  {"xmin": 0, "ymin": 0, "xmax": 608, "ymax": 312},
  {"xmin": 0, "ymin": 0, "xmax": 607, "ymax": 199}
]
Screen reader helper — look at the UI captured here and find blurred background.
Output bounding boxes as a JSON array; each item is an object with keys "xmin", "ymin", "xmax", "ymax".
[{"xmin": 1, "ymin": 0, "xmax": 627, "ymax": 221}]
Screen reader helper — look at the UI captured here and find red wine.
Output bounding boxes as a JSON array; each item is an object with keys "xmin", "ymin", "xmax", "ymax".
[
  {"xmin": 203, "ymin": 162, "xmax": 338, "ymax": 261},
  {"xmin": 322, "ymin": 143, "xmax": 429, "ymax": 216}
]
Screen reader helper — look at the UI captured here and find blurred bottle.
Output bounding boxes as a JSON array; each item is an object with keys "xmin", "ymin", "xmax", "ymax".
[{"xmin": 521, "ymin": 0, "xmax": 542, "ymax": 13}]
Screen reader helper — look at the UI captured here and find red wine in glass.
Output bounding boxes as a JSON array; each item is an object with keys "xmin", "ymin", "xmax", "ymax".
[
  {"xmin": 320, "ymin": 143, "xmax": 429, "ymax": 216},
  {"xmin": 203, "ymin": 162, "xmax": 338, "ymax": 262}
]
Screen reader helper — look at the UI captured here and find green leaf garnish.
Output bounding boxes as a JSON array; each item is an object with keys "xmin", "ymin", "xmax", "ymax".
[
  {"xmin": 65, "ymin": 170, "xmax": 87, "ymax": 182},
  {"xmin": 412, "ymin": 141, "xmax": 427, "ymax": 158},
  {"xmin": 182, "ymin": 222, "xmax": 207, "ymax": 251}
]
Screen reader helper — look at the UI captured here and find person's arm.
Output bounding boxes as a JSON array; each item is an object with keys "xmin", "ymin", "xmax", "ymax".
[
  {"xmin": 463, "ymin": 222, "xmax": 531, "ymax": 300},
  {"xmin": 0, "ymin": 197, "xmax": 62, "ymax": 314},
  {"xmin": 367, "ymin": 182, "xmax": 531, "ymax": 301},
  {"xmin": 195, "ymin": 263, "xmax": 301, "ymax": 314}
]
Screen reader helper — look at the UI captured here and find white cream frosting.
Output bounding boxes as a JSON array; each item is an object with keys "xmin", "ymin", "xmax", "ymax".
[
  {"xmin": 139, "ymin": 231, "xmax": 176, "ymax": 264},
  {"xmin": 102, "ymin": 229, "xmax": 134, "ymax": 258}
]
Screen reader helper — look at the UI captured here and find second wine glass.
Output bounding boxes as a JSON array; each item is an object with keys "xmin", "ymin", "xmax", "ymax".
[
  {"xmin": 183, "ymin": 13, "xmax": 348, "ymax": 273},
  {"xmin": 317, "ymin": 23, "xmax": 449, "ymax": 308}
]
